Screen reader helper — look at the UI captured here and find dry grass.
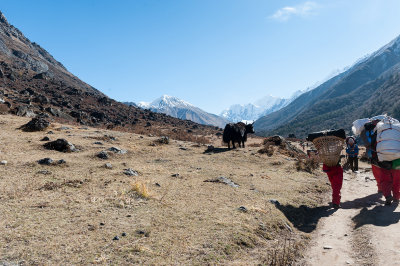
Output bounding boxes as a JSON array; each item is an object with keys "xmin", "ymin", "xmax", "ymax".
[
  {"xmin": 296, "ymin": 158, "xmax": 320, "ymax": 173},
  {"xmin": 0, "ymin": 114, "xmax": 329, "ymax": 265},
  {"xmin": 130, "ymin": 181, "xmax": 150, "ymax": 199}
]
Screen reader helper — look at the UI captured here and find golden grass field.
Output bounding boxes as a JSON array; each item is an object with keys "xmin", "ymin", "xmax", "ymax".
[{"xmin": 0, "ymin": 114, "xmax": 330, "ymax": 265}]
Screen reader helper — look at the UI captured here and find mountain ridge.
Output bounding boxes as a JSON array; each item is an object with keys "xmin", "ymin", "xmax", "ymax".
[
  {"xmin": 254, "ymin": 34, "xmax": 400, "ymax": 137},
  {"xmin": 0, "ymin": 10, "xmax": 219, "ymax": 140}
]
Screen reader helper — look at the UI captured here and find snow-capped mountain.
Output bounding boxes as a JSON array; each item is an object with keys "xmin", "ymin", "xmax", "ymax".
[
  {"xmin": 221, "ymin": 91, "xmax": 302, "ymax": 122},
  {"xmin": 126, "ymin": 95, "xmax": 230, "ymax": 128}
]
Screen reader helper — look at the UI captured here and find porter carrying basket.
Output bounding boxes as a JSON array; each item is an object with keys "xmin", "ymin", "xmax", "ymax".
[{"xmin": 312, "ymin": 136, "xmax": 345, "ymax": 167}]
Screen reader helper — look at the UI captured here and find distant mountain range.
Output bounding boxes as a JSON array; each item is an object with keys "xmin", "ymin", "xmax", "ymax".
[
  {"xmin": 125, "ymin": 95, "xmax": 230, "ymax": 128},
  {"xmin": 254, "ymin": 34, "xmax": 400, "ymax": 138},
  {"xmin": 220, "ymin": 91, "xmax": 303, "ymax": 122}
]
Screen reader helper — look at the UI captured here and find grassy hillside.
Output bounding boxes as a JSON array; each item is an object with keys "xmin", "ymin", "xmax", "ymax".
[{"xmin": 254, "ymin": 35, "xmax": 400, "ymax": 138}]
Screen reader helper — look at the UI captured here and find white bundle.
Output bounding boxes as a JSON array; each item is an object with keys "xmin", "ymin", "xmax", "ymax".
[
  {"xmin": 352, "ymin": 118, "xmax": 371, "ymax": 136},
  {"xmin": 376, "ymin": 117, "xmax": 400, "ymax": 161},
  {"xmin": 371, "ymin": 115, "xmax": 390, "ymax": 121}
]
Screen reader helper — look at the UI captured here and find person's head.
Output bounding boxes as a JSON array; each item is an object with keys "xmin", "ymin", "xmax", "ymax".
[{"xmin": 348, "ymin": 138, "xmax": 355, "ymax": 145}]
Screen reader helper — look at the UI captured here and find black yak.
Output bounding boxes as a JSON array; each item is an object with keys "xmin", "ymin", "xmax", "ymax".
[{"xmin": 223, "ymin": 122, "xmax": 255, "ymax": 149}]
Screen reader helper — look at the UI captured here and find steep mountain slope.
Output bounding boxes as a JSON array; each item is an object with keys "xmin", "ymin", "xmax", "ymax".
[
  {"xmin": 221, "ymin": 92, "xmax": 302, "ymax": 122},
  {"xmin": 128, "ymin": 95, "xmax": 229, "ymax": 128},
  {"xmin": 0, "ymin": 11, "xmax": 218, "ymax": 139},
  {"xmin": 254, "ymin": 34, "xmax": 400, "ymax": 137}
]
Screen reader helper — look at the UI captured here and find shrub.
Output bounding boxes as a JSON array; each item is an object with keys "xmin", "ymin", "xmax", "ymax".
[
  {"xmin": 258, "ymin": 143, "xmax": 274, "ymax": 157},
  {"xmin": 295, "ymin": 158, "xmax": 320, "ymax": 173}
]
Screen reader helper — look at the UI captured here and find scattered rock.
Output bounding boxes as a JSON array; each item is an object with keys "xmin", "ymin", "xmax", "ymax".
[
  {"xmin": 105, "ymin": 163, "xmax": 112, "ymax": 169},
  {"xmin": 40, "ymin": 136, "xmax": 50, "ymax": 141},
  {"xmin": 269, "ymin": 199, "xmax": 280, "ymax": 206},
  {"xmin": 93, "ymin": 141, "xmax": 103, "ymax": 145},
  {"xmin": 179, "ymin": 147, "xmax": 188, "ymax": 151},
  {"xmin": 58, "ymin": 126, "xmax": 72, "ymax": 130},
  {"xmin": 88, "ymin": 224, "xmax": 96, "ymax": 231},
  {"xmin": 37, "ymin": 158, "xmax": 53, "ymax": 165},
  {"xmin": 108, "ymin": 147, "xmax": 127, "ymax": 154},
  {"xmin": 124, "ymin": 168, "xmax": 138, "ymax": 176},
  {"xmin": 44, "ymin": 139, "xmax": 76, "ymax": 152},
  {"xmin": 205, "ymin": 145, "xmax": 214, "ymax": 152},
  {"xmin": 99, "ymin": 222, "xmax": 105, "ymax": 226},
  {"xmin": 171, "ymin": 173, "xmax": 180, "ymax": 178},
  {"xmin": 204, "ymin": 176, "xmax": 239, "ymax": 188},
  {"xmin": 155, "ymin": 183, "xmax": 161, "ymax": 187},
  {"xmin": 0, "ymin": 160, "xmax": 7, "ymax": 165},
  {"xmin": 136, "ymin": 230, "xmax": 150, "ymax": 237},
  {"xmin": 47, "ymin": 131, "xmax": 54, "ymax": 134},
  {"xmin": 113, "ymin": 236, "xmax": 119, "ymax": 241},
  {"xmin": 156, "ymin": 136, "xmax": 169, "ymax": 144},
  {"xmin": 104, "ymin": 135, "xmax": 116, "ymax": 141},
  {"xmin": 121, "ymin": 232, "xmax": 127, "ymax": 237},
  {"xmin": 37, "ymin": 170, "xmax": 52, "ymax": 175},
  {"xmin": 238, "ymin": 206, "xmax": 248, "ymax": 212},
  {"xmin": 16, "ymin": 105, "xmax": 35, "ymax": 117},
  {"xmin": 97, "ymin": 151, "xmax": 109, "ymax": 159},
  {"xmin": 57, "ymin": 159, "xmax": 66, "ymax": 164},
  {"xmin": 20, "ymin": 117, "xmax": 50, "ymax": 132},
  {"xmin": 323, "ymin": 245, "xmax": 333, "ymax": 250}
]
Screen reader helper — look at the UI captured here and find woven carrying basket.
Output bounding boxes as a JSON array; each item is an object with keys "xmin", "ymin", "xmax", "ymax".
[{"xmin": 312, "ymin": 136, "xmax": 345, "ymax": 167}]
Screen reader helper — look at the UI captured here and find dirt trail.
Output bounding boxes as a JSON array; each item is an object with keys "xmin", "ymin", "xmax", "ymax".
[{"xmin": 303, "ymin": 166, "xmax": 400, "ymax": 265}]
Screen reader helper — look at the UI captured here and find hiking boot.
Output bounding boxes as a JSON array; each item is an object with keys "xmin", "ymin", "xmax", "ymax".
[
  {"xmin": 333, "ymin": 204, "xmax": 341, "ymax": 209},
  {"xmin": 393, "ymin": 199, "xmax": 400, "ymax": 204},
  {"xmin": 385, "ymin": 196, "xmax": 393, "ymax": 206}
]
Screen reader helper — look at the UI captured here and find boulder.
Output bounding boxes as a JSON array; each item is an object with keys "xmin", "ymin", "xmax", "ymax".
[
  {"xmin": 16, "ymin": 106, "xmax": 35, "ymax": 117},
  {"xmin": 124, "ymin": 168, "xmax": 139, "ymax": 176},
  {"xmin": 38, "ymin": 158, "xmax": 53, "ymax": 165},
  {"xmin": 44, "ymin": 139, "xmax": 76, "ymax": 152},
  {"xmin": 108, "ymin": 147, "xmax": 127, "ymax": 154},
  {"xmin": 97, "ymin": 151, "xmax": 109, "ymax": 159},
  {"xmin": 20, "ymin": 117, "xmax": 50, "ymax": 132}
]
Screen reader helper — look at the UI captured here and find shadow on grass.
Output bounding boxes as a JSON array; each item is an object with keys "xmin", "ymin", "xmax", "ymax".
[
  {"xmin": 352, "ymin": 204, "xmax": 400, "ymax": 229},
  {"xmin": 203, "ymin": 147, "xmax": 232, "ymax": 154},
  {"xmin": 276, "ymin": 204, "xmax": 337, "ymax": 233}
]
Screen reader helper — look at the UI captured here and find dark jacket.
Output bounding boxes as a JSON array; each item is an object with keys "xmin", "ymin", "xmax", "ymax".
[{"xmin": 346, "ymin": 144, "xmax": 359, "ymax": 158}]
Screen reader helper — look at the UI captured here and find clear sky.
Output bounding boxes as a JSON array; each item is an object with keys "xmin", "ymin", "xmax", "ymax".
[{"xmin": 2, "ymin": 0, "xmax": 400, "ymax": 114}]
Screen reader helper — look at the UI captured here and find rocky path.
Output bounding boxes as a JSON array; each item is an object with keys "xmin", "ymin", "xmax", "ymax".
[{"xmin": 303, "ymin": 166, "xmax": 400, "ymax": 265}]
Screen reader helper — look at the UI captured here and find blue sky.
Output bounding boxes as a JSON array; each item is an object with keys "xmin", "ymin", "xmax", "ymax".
[{"xmin": 2, "ymin": 0, "xmax": 400, "ymax": 114}]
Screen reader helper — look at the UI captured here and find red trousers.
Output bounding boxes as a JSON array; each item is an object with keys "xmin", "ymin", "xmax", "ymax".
[
  {"xmin": 323, "ymin": 164, "xmax": 343, "ymax": 205},
  {"xmin": 372, "ymin": 165, "xmax": 383, "ymax": 192},
  {"xmin": 378, "ymin": 168, "xmax": 400, "ymax": 200}
]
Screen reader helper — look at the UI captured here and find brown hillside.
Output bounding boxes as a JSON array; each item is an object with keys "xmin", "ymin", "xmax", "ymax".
[{"xmin": 0, "ymin": 11, "xmax": 219, "ymax": 140}]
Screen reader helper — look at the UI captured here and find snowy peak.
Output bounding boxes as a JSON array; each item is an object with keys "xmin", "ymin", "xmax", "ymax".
[
  {"xmin": 133, "ymin": 95, "xmax": 229, "ymax": 128},
  {"xmin": 138, "ymin": 95, "xmax": 193, "ymax": 110},
  {"xmin": 221, "ymin": 91, "xmax": 302, "ymax": 122},
  {"xmin": 152, "ymin": 95, "xmax": 193, "ymax": 109}
]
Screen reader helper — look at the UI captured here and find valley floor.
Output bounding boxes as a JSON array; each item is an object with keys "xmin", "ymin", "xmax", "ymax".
[{"xmin": 0, "ymin": 114, "xmax": 329, "ymax": 265}]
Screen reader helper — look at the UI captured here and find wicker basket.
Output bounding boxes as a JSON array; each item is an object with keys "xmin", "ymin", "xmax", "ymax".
[{"xmin": 312, "ymin": 136, "xmax": 345, "ymax": 167}]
